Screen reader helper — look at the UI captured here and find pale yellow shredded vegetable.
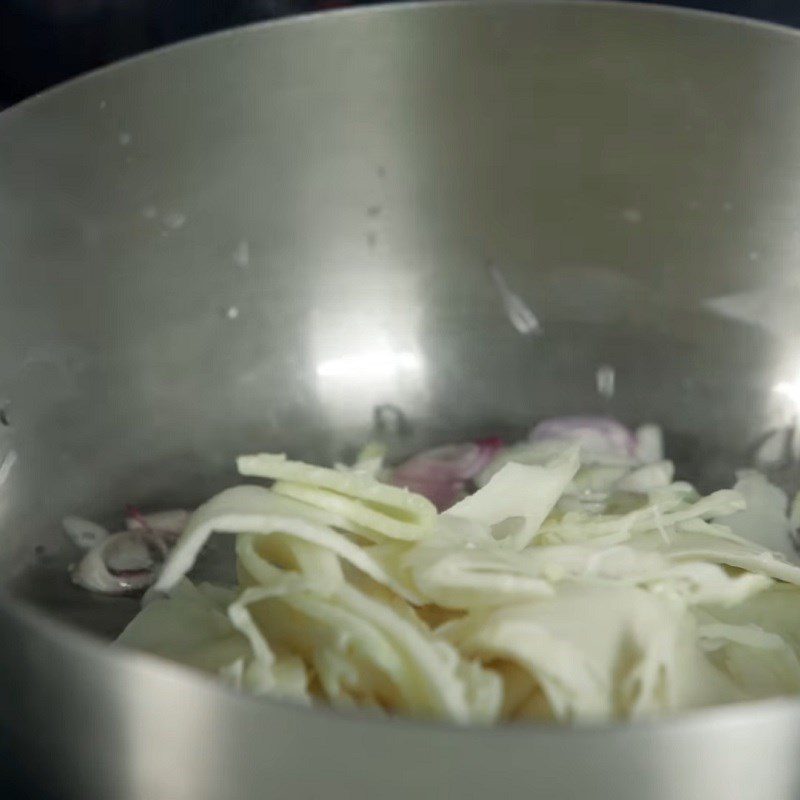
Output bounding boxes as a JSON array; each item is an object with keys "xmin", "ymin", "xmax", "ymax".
[{"xmin": 118, "ymin": 441, "xmax": 800, "ymax": 725}]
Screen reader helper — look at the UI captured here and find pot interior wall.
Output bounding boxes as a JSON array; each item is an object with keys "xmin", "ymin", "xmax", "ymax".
[{"xmin": 1, "ymin": 3, "xmax": 800, "ymax": 638}]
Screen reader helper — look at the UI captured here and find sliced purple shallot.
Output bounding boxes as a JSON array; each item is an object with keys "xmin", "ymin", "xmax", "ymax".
[
  {"xmin": 67, "ymin": 418, "xmax": 665, "ymax": 594},
  {"xmin": 530, "ymin": 416, "xmax": 637, "ymax": 461},
  {"xmin": 390, "ymin": 438, "xmax": 504, "ymax": 511},
  {"xmin": 66, "ymin": 509, "xmax": 187, "ymax": 595},
  {"xmin": 125, "ymin": 507, "xmax": 189, "ymax": 536}
]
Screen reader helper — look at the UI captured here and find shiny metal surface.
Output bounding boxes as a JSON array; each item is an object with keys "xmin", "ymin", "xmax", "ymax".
[{"xmin": 2, "ymin": 1, "xmax": 800, "ymax": 797}]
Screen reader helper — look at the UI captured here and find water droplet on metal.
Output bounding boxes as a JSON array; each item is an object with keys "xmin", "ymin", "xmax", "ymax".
[
  {"xmin": 233, "ymin": 240, "xmax": 250, "ymax": 268},
  {"xmin": 621, "ymin": 208, "xmax": 643, "ymax": 224},
  {"xmin": 596, "ymin": 364, "xmax": 615, "ymax": 399},
  {"xmin": 163, "ymin": 212, "xmax": 186, "ymax": 230},
  {"xmin": 488, "ymin": 266, "xmax": 541, "ymax": 336},
  {"xmin": 0, "ymin": 450, "xmax": 18, "ymax": 487},
  {"xmin": 373, "ymin": 404, "xmax": 412, "ymax": 437},
  {"xmin": 752, "ymin": 426, "xmax": 794, "ymax": 469}
]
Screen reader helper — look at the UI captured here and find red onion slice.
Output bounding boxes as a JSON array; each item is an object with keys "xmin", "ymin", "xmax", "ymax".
[
  {"xmin": 125, "ymin": 507, "xmax": 189, "ymax": 536},
  {"xmin": 530, "ymin": 417, "xmax": 636, "ymax": 460},
  {"xmin": 72, "ymin": 531, "xmax": 156, "ymax": 595},
  {"xmin": 71, "ymin": 526, "xmax": 180, "ymax": 595},
  {"xmin": 390, "ymin": 476, "xmax": 466, "ymax": 513},
  {"xmin": 390, "ymin": 438, "xmax": 504, "ymax": 511}
]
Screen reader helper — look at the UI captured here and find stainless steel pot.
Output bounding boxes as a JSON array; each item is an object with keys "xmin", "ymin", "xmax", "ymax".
[{"xmin": 3, "ymin": 2, "xmax": 800, "ymax": 798}]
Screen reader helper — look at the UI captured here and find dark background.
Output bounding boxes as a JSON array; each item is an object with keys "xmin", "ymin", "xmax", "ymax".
[{"xmin": 0, "ymin": 0, "xmax": 798, "ymax": 106}]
